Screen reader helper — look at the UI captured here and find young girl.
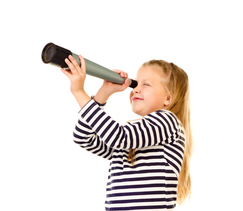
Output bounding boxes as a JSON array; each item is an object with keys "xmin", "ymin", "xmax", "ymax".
[{"xmin": 61, "ymin": 55, "xmax": 194, "ymax": 210}]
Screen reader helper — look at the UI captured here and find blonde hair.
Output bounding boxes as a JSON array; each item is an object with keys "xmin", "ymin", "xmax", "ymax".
[{"xmin": 128, "ymin": 60, "xmax": 194, "ymax": 205}]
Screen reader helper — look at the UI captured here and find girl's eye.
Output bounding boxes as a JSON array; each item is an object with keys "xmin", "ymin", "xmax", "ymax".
[{"xmin": 144, "ymin": 83, "xmax": 150, "ymax": 86}]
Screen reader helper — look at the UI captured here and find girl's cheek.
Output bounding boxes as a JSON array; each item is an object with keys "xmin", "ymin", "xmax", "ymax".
[{"xmin": 129, "ymin": 91, "xmax": 133, "ymax": 104}]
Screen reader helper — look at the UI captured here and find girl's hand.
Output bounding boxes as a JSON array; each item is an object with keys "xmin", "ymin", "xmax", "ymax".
[
  {"xmin": 94, "ymin": 69, "xmax": 130, "ymax": 104},
  {"xmin": 61, "ymin": 55, "xmax": 86, "ymax": 96},
  {"xmin": 102, "ymin": 69, "xmax": 130, "ymax": 93},
  {"xmin": 61, "ymin": 55, "xmax": 91, "ymax": 108}
]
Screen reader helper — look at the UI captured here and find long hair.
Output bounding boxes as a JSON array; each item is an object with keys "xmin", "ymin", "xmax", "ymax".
[{"xmin": 128, "ymin": 60, "xmax": 194, "ymax": 205}]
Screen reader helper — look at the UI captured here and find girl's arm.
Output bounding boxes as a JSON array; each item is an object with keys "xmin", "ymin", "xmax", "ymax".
[
  {"xmin": 61, "ymin": 55, "xmax": 129, "ymax": 159},
  {"xmin": 73, "ymin": 114, "xmax": 114, "ymax": 160},
  {"xmin": 61, "ymin": 55, "xmax": 91, "ymax": 108},
  {"xmin": 78, "ymin": 99, "xmax": 185, "ymax": 150},
  {"xmin": 72, "ymin": 99, "xmax": 114, "ymax": 160},
  {"xmin": 93, "ymin": 69, "xmax": 130, "ymax": 104}
]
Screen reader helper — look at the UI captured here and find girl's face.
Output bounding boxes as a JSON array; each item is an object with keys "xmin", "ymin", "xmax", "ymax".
[{"xmin": 130, "ymin": 66, "xmax": 171, "ymax": 116}]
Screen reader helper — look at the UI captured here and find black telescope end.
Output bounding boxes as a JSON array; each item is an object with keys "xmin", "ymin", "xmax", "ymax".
[
  {"xmin": 41, "ymin": 42, "xmax": 72, "ymax": 68},
  {"xmin": 41, "ymin": 43, "xmax": 56, "ymax": 63},
  {"xmin": 129, "ymin": 79, "xmax": 138, "ymax": 88}
]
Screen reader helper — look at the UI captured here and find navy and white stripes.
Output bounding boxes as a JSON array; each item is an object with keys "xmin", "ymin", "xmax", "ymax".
[{"xmin": 73, "ymin": 99, "xmax": 185, "ymax": 210}]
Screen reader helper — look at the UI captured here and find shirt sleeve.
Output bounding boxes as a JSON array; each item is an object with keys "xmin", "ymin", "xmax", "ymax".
[
  {"xmin": 74, "ymin": 99, "xmax": 185, "ymax": 151},
  {"xmin": 73, "ymin": 99, "xmax": 114, "ymax": 160}
]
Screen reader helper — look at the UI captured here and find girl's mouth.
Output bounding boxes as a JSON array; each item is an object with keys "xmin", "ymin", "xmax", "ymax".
[{"xmin": 132, "ymin": 97, "xmax": 143, "ymax": 101}]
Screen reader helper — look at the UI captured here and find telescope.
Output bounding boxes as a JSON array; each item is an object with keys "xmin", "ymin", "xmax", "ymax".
[{"xmin": 41, "ymin": 43, "xmax": 137, "ymax": 88}]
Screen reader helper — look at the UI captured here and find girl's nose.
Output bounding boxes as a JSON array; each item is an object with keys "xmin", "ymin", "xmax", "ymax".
[
  {"xmin": 130, "ymin": 86, "xmax": 140, "ymax": 103},
  {"xmin": 132, "ymin": 85, "xmax": 140, "ymax": 94}
]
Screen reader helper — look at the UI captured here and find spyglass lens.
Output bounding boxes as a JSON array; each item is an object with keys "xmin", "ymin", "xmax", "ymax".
[{"xmin": 44, "ymin": 45, "xmax": 55, "ymax": 62}]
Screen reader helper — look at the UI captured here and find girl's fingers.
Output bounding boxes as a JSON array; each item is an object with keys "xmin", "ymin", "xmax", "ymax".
[
  {"xmin": 65, "ymin": 57, "xmax": 76, "ymax": 74},
  {"xmin": 68, "ymin": 55, "xmax": 81, "ymax": 71},
  {"xmin": 79, "ymin": 55, "xmax": 86, "ymax": 74},
  {"xmin": 113, "ymin": 69, "xmax": 128, "ymax": 78},
  {"xmin": 65, "ymin": 55, "xmax": 86, "ymax": 76},
  {"xmin": 122, "ymin": 78, "xmax": 130, "ymax": 90}
]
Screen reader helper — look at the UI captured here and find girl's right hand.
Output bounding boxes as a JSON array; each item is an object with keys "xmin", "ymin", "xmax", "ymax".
[{"xmin": 93, "ymin": 69, "xmax": 130, "ymax": 104}]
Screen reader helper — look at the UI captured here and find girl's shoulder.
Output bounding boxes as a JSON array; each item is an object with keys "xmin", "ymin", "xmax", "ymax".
[
  {"xmin": 148, "ymin": 109, "xmax": 179, "ymax": 122},
  {"xmin": 153, "ymin": 109, "xmax": 175, "ymax": 116},
  {"xmin": 128, "ymin": 109, "xmax": 180, "ymax": 127}
]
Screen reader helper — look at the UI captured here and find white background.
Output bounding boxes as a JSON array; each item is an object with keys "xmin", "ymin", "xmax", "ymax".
[{"xmin": 1, "ymin": 0, "xmax": 242, "ymax": 210}]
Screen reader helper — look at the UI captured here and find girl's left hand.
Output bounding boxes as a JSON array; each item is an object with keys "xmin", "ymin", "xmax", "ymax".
[{"xmin": 61, "ymin": 55, "xmax": 86, "ymax": 96}]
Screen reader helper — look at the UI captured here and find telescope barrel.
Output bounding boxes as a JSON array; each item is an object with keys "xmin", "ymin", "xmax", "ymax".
[{"xmin": 41, "ymin": 43, "xmax": 137, "ymax": 88}]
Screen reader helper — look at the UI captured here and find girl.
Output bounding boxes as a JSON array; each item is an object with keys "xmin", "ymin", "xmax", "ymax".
[{"xmin": 61, "ymin": 55, "xmax": 193, "ymax": 210}]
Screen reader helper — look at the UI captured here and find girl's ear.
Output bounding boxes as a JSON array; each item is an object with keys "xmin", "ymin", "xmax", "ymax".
[{"xmin": 164, "ymin": 94, "xmax": 172, "ymax": 107}]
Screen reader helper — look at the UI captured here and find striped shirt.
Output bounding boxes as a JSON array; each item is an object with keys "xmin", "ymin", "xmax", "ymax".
[{"xmin": 73, "ymin": 99, "xmax": 185, "ymax": 211}]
